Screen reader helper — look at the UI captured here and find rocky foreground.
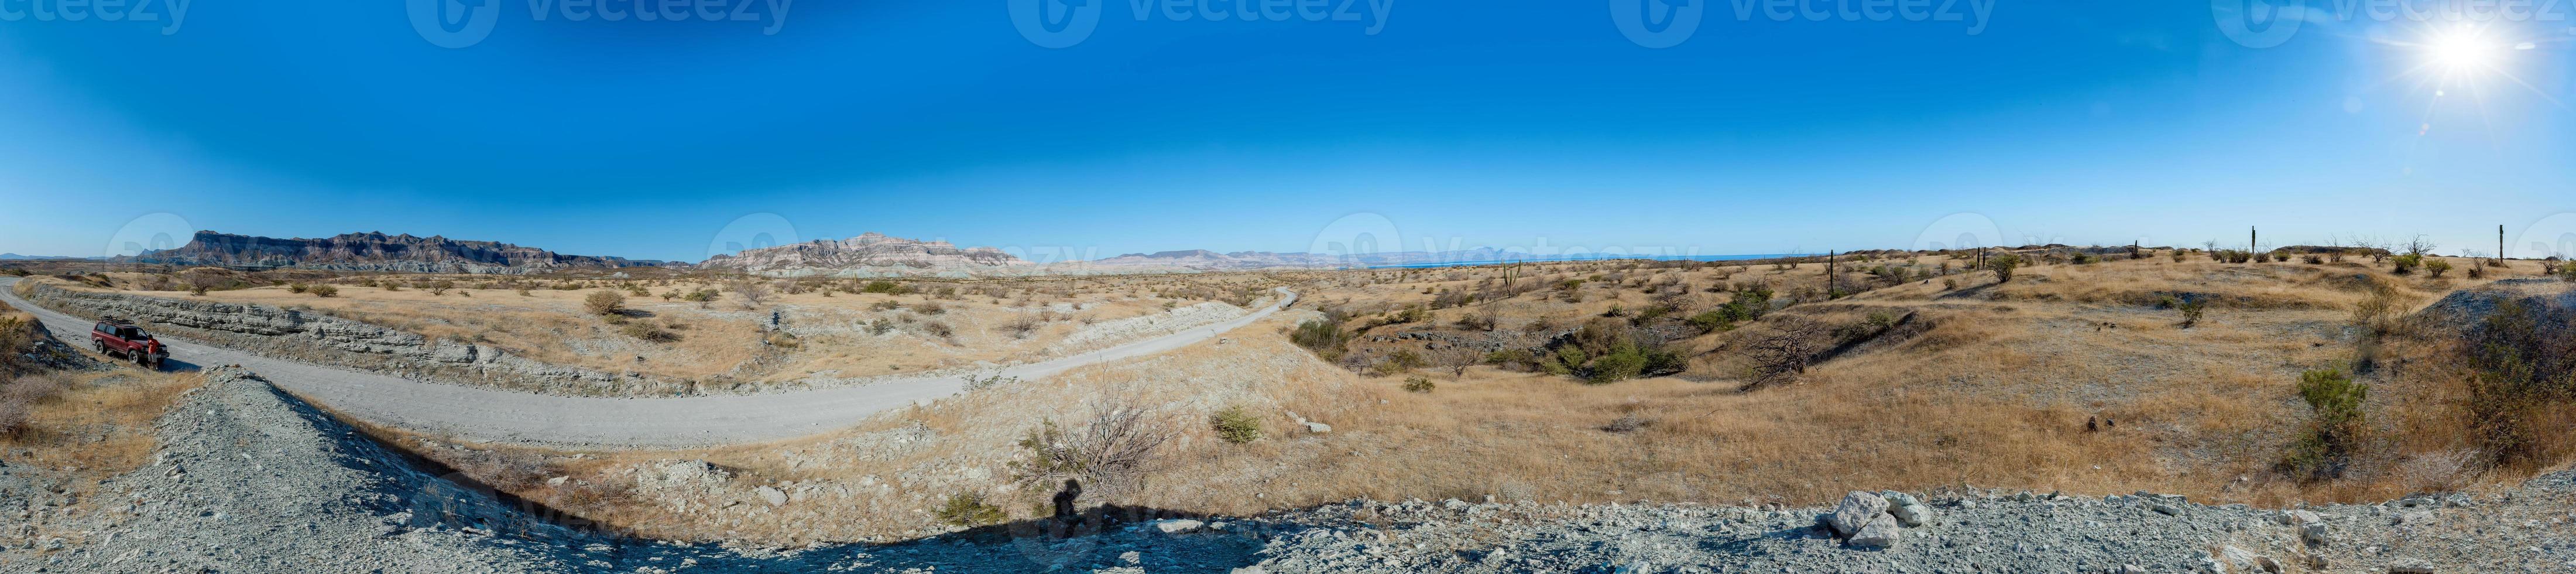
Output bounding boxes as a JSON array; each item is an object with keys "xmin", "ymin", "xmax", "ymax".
[{"xmin": 5, "ymin": 368, "xmax": 2575, "ymax": 573}]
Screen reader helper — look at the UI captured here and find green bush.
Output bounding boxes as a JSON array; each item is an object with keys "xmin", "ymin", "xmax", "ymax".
[
  {"xmin": 2390, "ymin": 253, "xmax": 2423, "ymax": 275},
  {"xmin": 308, "ymin": 285, "xmax": 339, "ymax": 298},
  {"xmin": 1210, "ymin": 405, "xmax": 1263, "ymax": 444},
  {"xmin": 2282, "ymin": 368, "xmax": 2366, "ymax": 481},
  {"xmin": 933, "ymin": 492, "xmax": 1007, "ymax": 527},
  {"xmin": 1986, "ymin": 253, "xmax": 2023, "ymax": 282},
  {"xmin": 1289, "ymin": 319, "xmax": 1352, "ymax": 360},
  {"xmin": 1402, "ymin": 376, "xmax": 1435, "ymax": 392},
  {"xmin": 2160, "ymin": 296, "xmax": 2207, "ymax": 328},
  {"xmin": 287, "ymin": 283, "xmax": 310, "ymax": 293},
  {"xmin": 584, "ymin": 291, "xmax": 626, "ymax": 315},
  {"xmin": 860, "ymin": 280, "xmax": 910, "ymax": 295}
]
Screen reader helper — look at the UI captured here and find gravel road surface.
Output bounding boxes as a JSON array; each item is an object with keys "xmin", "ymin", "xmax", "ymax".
[{"xmin": 0, "ymin": 278, "xmax": 1294, "ymax": 448}]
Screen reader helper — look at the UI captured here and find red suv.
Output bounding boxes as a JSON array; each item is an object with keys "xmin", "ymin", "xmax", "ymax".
[{"xmin": 92, "ymin": 319, "xmax": 169, "ymax": 370}]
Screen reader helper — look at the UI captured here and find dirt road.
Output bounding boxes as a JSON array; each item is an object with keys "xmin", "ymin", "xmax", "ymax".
[{"xmin": 0, "ymin": 278, "xmax": 1294, "ymax": 448}]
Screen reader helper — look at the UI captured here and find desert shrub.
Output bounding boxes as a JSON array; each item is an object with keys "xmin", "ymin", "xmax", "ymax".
[
  {"xmin": 1985, "ymin": 253, "xmax": 2023, "ymax": 283},
  {"xmin": 763, "ymin": 332, "xmax": 800, "ymax": 348},
  {"xmin": 868, "ymin": 300, "xmax": 901, "ymax": 311},
  {"xmin": 1011, "ymin": 404, "xmax": 1172, "ymax": 500},
  {"xmin": 1001, "ymin": 315, "xmax": 1042, "ymax": 338},
  {"xmin": 2159, "ymin": 296, "xmax": 2207, "ymax": 328},
  {"xmin": 0, "ymin": 371, "xmax": 72, "ymax": 439},
  {"xmin": 2467, "ymin": 264, "xmax": 2486, "ymax": 279},
  {"xmin": 922, "ymin": 320, "xmax": 955, "ymax": 339},
  {"xmin": 2458, "ymin": 300, "xmax": 2576, "ymax": 467},
  {"xmin": 583, "ymin": 291, "xmax": 626, "ymax": 316},
  {"xmin": 2304, "ymin": 254, "xmax": 2326, "ymax": 265},
  {"xmin": 860, "ymin": 281, "xmax": 910, "ymax": 295},
  {"xmin": 1484, "ymin": 348, "xmax": 1539, "ymax": 371},
  {"xmin": 1209, "ymin": 405, "xmax": 1263, "ymax": 443},
  {"xmin": 917, "ymin": 301, "xmax": 948, "ymax": 315},
  {"xmin": 1370, "ymin": 350, "xmax": 1427, "ymax": 376},
  {"xmin": 2558, "ymin": 262, "xmax": 2576, "ymax": 282},
  {"xmin": 1288, "ymin": 320, "xmax": 1352, "ymax": 360},
  {"xmin": 2390, "ymin": 253, "xmax": 2423, "ymax": 275},
  {"xmin": 2282, "ymin": 368, "xmax": 2366, "ymax": 481},
  {"xmin": 2170, "ymin": 249, "xmax": 2188, "ymax": 262},
  {"xmin": 1402, "ymin": 375, "xmax": 1436, "ymax": 392},
  {"xmin": 933, "ymin": 493, "xmax": 1007, "ymax": 527},
  {"xmin": 2425, "ymin": 259, "xmax": 2452, "ymax": 278},
  {"xmin": 620, "ymin": 322, "xmax": 679, "ymax": 342},
  {"xmin": 866, "ymin": 318, "xmax": 896, "ymax": 336},
  {"xmin": 287, "ymin": 283, "xmax": 310, "ymax": 293},
  {"xmin": 1744, "ymin": 316, "xmax": 1827, "ymax": 391},
  {"xmin": 308, "ymin": 285, "xmax": 339, "ymax": 298},
  {"xmin": 2350, "ymin": 279, "xmax": 2407, "ymax": 336},
  {"xmin": 728, "ymin": 279, "xmax": 772, "ymax": 308}
]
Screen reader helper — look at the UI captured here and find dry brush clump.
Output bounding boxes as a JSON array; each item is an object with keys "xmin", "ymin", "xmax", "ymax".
[{"xmin": 1010, "ymin": 401, "xmax": 1175, "ymax": 502}]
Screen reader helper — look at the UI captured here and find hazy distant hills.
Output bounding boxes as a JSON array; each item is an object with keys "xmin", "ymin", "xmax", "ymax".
[
  {"xmin": 39, "ymin": 228, "xmax": 1687, "ymax": 276},
  {"xmin": 1068, "ymin": 247, "xmax": 1534, "ymax": 271},
  {"xmin": 121, "ymin": 231, "xmax": 659, "ymax": 275},
  {"xmin": 0, "ymin": 253, "xmax": 101, "ymax": 261},
  {"xmin": 696, "ymin": 232, "xmax": 1034, "ymax": 276}
]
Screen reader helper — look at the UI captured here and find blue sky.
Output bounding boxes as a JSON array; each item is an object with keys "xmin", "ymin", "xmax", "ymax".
[{"xmin": 1, "ymin": 1, "xmax": 2570, "ymax": 262}]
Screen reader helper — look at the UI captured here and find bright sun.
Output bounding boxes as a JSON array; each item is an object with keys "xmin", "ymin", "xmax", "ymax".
[{"xmin": 2424, "ymin": 28, "xmax": 2498, "ymax": 73}]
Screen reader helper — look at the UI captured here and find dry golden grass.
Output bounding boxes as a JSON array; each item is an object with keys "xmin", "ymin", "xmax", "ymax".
[
  {"xmin": 46, "ymin": 272, "xmax": 1298, "ymax": 386},
  {"xmin": 1, "ymin": 370, "xmax": 204, "ymax": 472},
  {"xmin": 169, "ymin": 251, "xmax": 2576, "ymax": 542}
]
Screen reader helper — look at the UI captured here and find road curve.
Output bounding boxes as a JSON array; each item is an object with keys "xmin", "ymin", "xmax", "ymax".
[{"xmin": 0, "ymin": 278, "xmax": 1296, "ymax": 449}]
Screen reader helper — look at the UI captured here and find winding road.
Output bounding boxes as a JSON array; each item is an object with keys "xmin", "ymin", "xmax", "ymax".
[{"xmin": 0, "ymin": 278, "xmax": 1296, "ymax": 449}]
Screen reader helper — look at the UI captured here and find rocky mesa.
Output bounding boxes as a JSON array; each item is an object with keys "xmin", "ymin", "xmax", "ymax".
[{"xmin": 121, "ymin": 231, "xmax": 656, "ymax": 275}]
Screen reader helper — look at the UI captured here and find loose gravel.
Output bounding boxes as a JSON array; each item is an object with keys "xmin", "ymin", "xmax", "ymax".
[{"xmin": 8, "ymin": 367, "xmax": 2571, "ymax": 573}]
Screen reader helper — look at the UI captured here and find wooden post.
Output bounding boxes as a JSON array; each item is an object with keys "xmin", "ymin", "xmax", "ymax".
[{"xmin": 1827, "ymin": 250, "xmax": 1836, "ymax": 296}]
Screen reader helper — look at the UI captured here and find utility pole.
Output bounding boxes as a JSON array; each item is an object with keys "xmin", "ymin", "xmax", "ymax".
[
  {"xmin": 2250, "ymin": 226, "xmax": 2258, "ymax": 255},
  {"xmin": 2500, "ymin": 224, "xmax": 2507, "ymax": 263}
]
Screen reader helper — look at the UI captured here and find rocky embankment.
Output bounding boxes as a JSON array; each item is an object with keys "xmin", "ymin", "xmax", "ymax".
[
  {"xmin": 16, "ymin": 281, "xmax": 690, "ymax": 397},
  {"xmin": 8, "ymin": 366, "xmax": 2572, "ymax": 573}
]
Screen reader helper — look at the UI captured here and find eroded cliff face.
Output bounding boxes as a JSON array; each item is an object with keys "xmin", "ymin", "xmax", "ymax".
[
  {"xmin": 695, "ymin": 232, "xmax": 1033, "ymax": 276},
  {"xmin": 125, "ymin": 231, "xmax": 655, "ymax": 274}
]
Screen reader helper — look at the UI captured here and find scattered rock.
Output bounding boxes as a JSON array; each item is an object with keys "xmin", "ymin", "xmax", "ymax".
[
  {"xmin": 755, "ymin": 486, "xmax": 788, "ymax": 507},
  {"xmin": 1881, "ymin": 491, "xmax": 1932, "ymax": 527},
  {"xmin": 1846, "ymin": 514, "xmax": 1901, "ymax": 549},
  {"xmin": 1827, "ymin": 491, "xmax": 1889, "ymax": 537},
  {"xmin": 1150, "ymin": 519, "xmax": 1205, "ymax": 534}
]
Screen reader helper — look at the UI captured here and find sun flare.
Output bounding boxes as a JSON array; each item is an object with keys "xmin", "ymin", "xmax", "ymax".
[{"xmin": 2425, "ymin": 28, "xmax": 2498, "ymax": 72}]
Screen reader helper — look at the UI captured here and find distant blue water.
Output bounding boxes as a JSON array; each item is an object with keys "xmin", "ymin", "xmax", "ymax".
[{"xmin": 1363, "ymin": 254, "xmax": 1799, "ymax": 269}]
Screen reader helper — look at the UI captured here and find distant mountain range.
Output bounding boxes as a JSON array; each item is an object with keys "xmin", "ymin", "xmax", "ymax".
[
  {"xmin": 0, "ymin": 253, "xmax": 102, "ymax": 261},
  {"xmin": 28, "ymin": 229, "xmax": 1695, "ymax": 276},
  {"xmin": 120, "ymin": 231, "xmax": 660, "ymax": 275},
  {"xmin": 1064, "ymin": 247, "xmax": 1534, "ymax": 271}
]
